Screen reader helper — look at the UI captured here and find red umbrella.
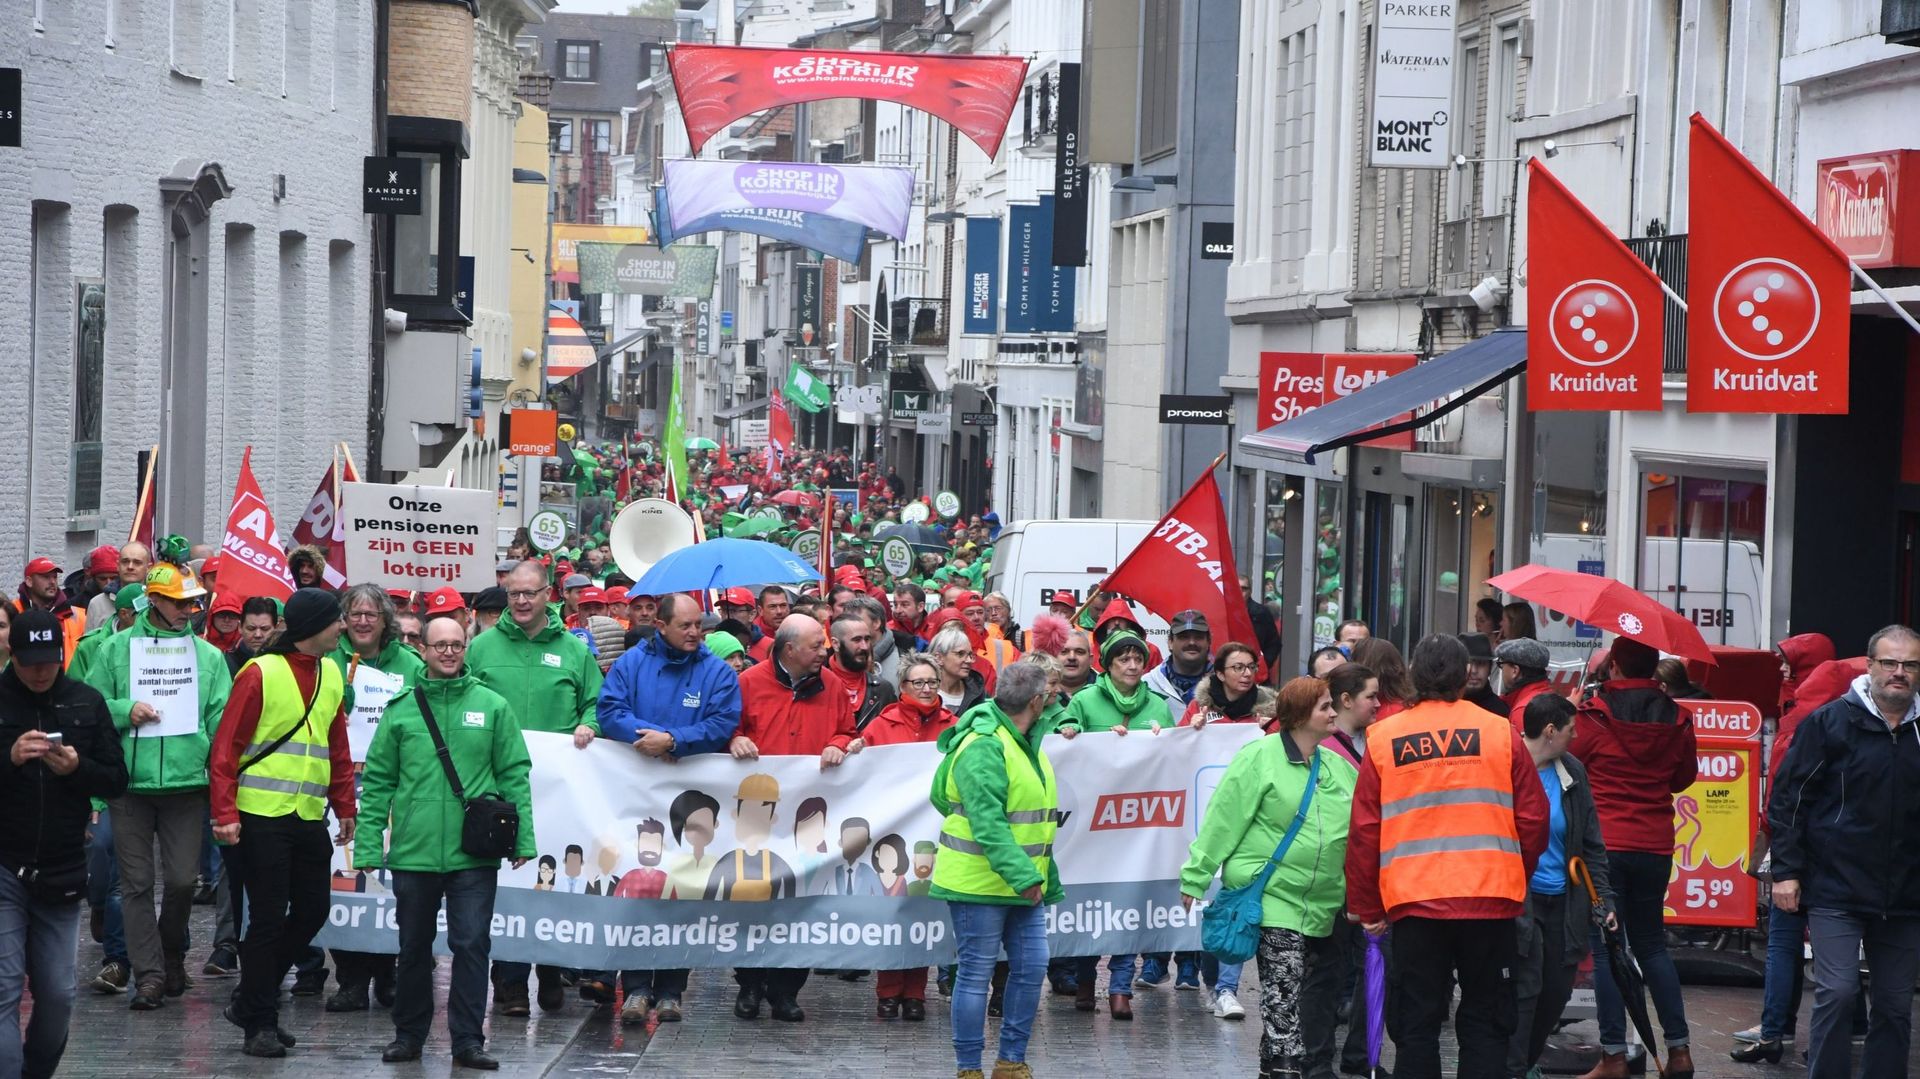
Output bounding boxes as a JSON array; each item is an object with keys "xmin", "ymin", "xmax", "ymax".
[
  {"xmin": 772, "ymin": 490, "xmax": 818, "ymax": 511},
  {"xmin": 1485, "ymin": 563, "xmax": 1717, "ymax": 664}
]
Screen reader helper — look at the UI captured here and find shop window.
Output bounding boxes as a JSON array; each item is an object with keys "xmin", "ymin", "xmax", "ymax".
[
  {"xmin": 386, "ymin": 118, "xmax": 467, "ymax": 326},
  {"xmin": 1351, "ymin": 492, "xmax": 1413, "ymax": 651},
  {"xmin": 1310, "ymin": 483, "xmax": 1346, "ymax": 649},
  {"xmin": 1637, "ymin": 467, "xmax": 1768, "ymax": 647},
  {"xmin": 1429, "ymin": 488, "xmax": 1500, "ymax": 636}
]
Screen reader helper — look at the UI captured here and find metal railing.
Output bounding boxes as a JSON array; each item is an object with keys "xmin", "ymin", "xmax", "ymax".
[{"xmin": 1624, "ymin": 233, "xmax": 1688, "ymax": 375}]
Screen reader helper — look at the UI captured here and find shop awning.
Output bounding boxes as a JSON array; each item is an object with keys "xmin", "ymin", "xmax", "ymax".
[
  {"xmin": 714, "ymin": 396, "xmax": 771, "ymax": 421},
  {"xmin": 1241, "ymin": 327, "xmax": 1527, "ymax": 463}
]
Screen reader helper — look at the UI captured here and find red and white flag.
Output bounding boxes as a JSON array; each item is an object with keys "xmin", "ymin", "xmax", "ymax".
[
  {"xmin": 127, "ymin": 445, "xmax": 158, "ymax": 550},
  {"xmin": 768, "ymin": 398, "xmax": 794, "ymax": 472},
  {"xmin": 1526, "ymin": 161, "xmax": 1665, "ymax": 411},
  {"xmin": 290, "ymin": 446, "xmax": 360, "ymax": 589},
  {"xmin": 218, "ymin": 448, "xmax": 296, "ymax": 603},
  {"xmin": 1686, "ymin": 113, "xmax": 1851, "ymax": 414},
  {"xmin": 1096, "ymin": 462, "xmax": 1265, "ymax": 682}
]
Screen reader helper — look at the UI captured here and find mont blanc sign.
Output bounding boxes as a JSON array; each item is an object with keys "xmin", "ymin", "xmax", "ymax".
[{"xmin": 1368, "ymin": 2, "xmax": 1457, "ymax": 169}]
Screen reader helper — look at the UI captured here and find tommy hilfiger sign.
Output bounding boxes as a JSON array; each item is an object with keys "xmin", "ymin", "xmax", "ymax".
[{"xmin": 362, "ymin": 156, "xmax": 423, "ymax": 214}]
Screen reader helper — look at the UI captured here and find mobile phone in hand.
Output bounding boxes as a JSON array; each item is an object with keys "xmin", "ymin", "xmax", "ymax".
[{"xmin": 44, "ymin": 732, "xmax": 63, "ymax": 747}]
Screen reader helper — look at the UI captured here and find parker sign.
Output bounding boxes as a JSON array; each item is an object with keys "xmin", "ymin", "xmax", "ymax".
[
  {"xmin": 1368, "ymin": 1, "xmax": 1458, "ymax": 168},
  {"xmin": 342, "ymin": 482, "xmax": 498, "ymax": 592},
  {"xmin": 667, "ymin": 45, "xmax": 1027, "ymax": 160},
  {"xmin": 662, "ymin": 159, "xmax": 915, "ymax": 246}
]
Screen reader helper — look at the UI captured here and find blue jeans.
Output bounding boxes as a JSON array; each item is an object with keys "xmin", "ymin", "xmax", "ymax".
[
  {"xmin": 87, "ymin": 807, "xmax": 126, "ymax": 964},
  {"xmin": 392, "ymin": 868, "xmax": 498, "ymax": 1055},
  {"xmin": 1591, "ymin": 851, "xmax": 1690, "ymax": 1051},
  {"xmin": 1199, "ymin": 953, "xmax": 1242, "ymax": 993},
  {"xmin": 0, "ymin": 869, "xmax": 83, "ymax": 1079},
  {"xmin": 949, "ymin": 902, "xmax": 1048, "ymax": 1071},
  {"xmin": 1073, "ymin": 953, "xmax": 1137, "ymax": 996},
  {"xmin": 1760, "ymin": 904, "xmax": 1806, "ymax": 1041}
]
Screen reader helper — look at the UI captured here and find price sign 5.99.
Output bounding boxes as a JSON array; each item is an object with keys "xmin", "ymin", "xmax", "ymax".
[{"xmin": 1663, "ymin": 735, "xmax": 1758, "ymax": 928}]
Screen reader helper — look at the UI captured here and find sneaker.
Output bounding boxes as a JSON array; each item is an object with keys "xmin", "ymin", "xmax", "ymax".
[
  {"xmin": 202, "ymin": 948, "xmax": 239, "ymax": 977},
  {"xmin": 1175, "ymin": 962, "xmax": 1202, "ymax": 991},
  {"xmin": 91, "ymin": 959, "xmax": 130, "ymax": 994},
  {"xmin": 619, "ymin": 994, "xmax": 651, "ymax": 1026},
  {"xmin": 1136, "ymin": 965, "xmax": 1169, "ymax": 989},
  {"xmin": 1732, "ymin": 1025, "xmax": 1764, "ymax": 1044},
  {"xmin": 1213, "ymin": 989, "xmax": 1246, "ymax": 1020}
]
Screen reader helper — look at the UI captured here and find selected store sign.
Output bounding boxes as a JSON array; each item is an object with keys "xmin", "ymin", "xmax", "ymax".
[
  {"xmin": 1256, "ymin": 352, "xmax": 1417, "ymax": 449},
  {"xmin": 1816, "ymin": 150, "xmax": 1920, "ymax": 269},
  {"xmin": 362, "ymin": 155, "xmax": 423, "ymax": 215}
]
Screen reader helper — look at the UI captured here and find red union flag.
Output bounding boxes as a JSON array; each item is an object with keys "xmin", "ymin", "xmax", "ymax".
[
  {"xmin": 219, "ymin": 448, "xmax": 295, "ymax": 602},
  {"xmin": 1687, "ymin": 114, "xmax": 1851, "ymax": 414},
  {"xmin": 767, "ymin": 397, "xmax": 794, "ymax": 472},
  {"xmin": 1098, "ymin": 466, "xmax": 1265, "ymax": 681},
  {"xmin": 667, "ymin": 45, "xmax": 1028, "ymax": 159},
  {"xmin": 1526, "ymin": 161, "xmax": 1665, "ymax": 411},
  {"xmin": 290, "ymin": 448, "xmax": 361, "ymax": 589}
]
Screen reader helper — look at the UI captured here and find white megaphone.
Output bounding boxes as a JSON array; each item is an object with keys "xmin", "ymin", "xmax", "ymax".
[{"xmin": 609, "ymin": 498, "xmax": 697, "ymax": 582}]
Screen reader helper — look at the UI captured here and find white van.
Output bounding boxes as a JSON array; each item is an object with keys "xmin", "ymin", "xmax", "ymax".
[
  {"xmin": 987, "ymin": 519, "xmax": 1171, "ymax": 650},
  {"xmin": 1526, "ymin": 532, "xmax": 1766, "ymax": 691}
]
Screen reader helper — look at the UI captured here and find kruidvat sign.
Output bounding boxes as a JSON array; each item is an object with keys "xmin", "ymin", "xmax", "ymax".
[
  {"xmin": 1368, "ymin": 1, "xmax": 1457, "ymax": 169},
  {"xmin": 1816, "ymin": 151, "xmax": 1920, "ymax": 270}
]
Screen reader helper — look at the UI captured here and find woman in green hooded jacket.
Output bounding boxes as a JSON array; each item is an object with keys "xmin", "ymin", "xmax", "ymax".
[
  {"xmin": 1056, "ymin": 632, "xmax": 1173, "ymax": 737},
  {"xmin": 1179, "ymin": 676, "xmax": 1357, "ymax": 1079}
]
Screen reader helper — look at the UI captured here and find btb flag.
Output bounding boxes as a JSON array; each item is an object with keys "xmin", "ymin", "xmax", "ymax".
[
  {"xmin": 1097, "ymin": 463, "xmax": 1264, "ymax": 681},
  {"xmin": 218, "ymin": 448, "xmax": 296, "ymax": 603}
]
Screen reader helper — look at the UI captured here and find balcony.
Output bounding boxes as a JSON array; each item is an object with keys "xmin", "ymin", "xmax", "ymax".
[
  {"xmin": 1440, "ymin": 215, "xmax": 1510, "ymax": 291},
  {"xmin": 890, "ymin": 297, "xmax": 949, "ymax": 349},
  {"xmin": 1623, "ymin": 233, "xmax": 1688, "ymax": 375}
]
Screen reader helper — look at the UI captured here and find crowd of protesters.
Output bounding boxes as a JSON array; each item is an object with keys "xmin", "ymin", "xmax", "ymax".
[{"xmin": 1, "ymin": 506, "xmax": 1914, "ymax": 1079}]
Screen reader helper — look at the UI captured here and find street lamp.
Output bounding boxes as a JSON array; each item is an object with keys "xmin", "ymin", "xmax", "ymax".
[
  {"xmin": 926, "ymin": 210, "xmax": 962, "ymax": 224},
  {"xmin": 1113, "ymin": 173, "xmax": 1177, "ymax": 193}
]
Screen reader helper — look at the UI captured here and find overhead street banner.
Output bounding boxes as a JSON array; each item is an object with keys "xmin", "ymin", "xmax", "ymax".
[
  {"xmin": 663, "ymin": 159, "xmax": 915, "ymax": 245},
  {"xmin": 342, "ymin": 482, "xmax": 498, "ymax": 592},
  {"xmin": 667, "ymin": 45, "xmax": 1028, "ymax": 160},
  {"xmin": 654, "ymin": 186, "xmax": 871, "ymax": 265},
  {"xmin": 551, "ymin": 224, "xmax": 651, "ymax": 284},
  {"xmin": 316, "ymin": 726, "xmax": 1260, "ymax": 968},
  {"xmin": 1368, "ymin": 1, "xmax": 1458, "ymax": 168},
  {"xmin": 576, "ymin": 242, "xmax": 718, "ymax": 297}
]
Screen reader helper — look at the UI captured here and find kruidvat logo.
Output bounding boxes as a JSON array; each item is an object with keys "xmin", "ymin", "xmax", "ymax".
[
  {"xmin": 735, "ymin": 165, "xmax": 843, "ymax": 211},
  {"xmin": 771, "ymin": 54, "xmax": 920, "ymax": 88},
  {"xmin": 1089, "ymin": 790, "xmax": 1186, "ymax": 831}
]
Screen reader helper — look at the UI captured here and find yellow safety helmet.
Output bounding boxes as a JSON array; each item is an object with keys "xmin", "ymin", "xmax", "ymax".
[{"xmin": 145, "ymin": 563, "xmax": 209, "ymax": 602}]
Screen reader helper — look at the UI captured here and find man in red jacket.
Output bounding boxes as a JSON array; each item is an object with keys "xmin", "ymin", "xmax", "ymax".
[
  {"xmin": 1346, "ymin": 634, "xmax": 1548, "ymax": 1079},
  {"xmin": 1572, "ymin": 636, "xmax": 1697, "ymax": 1079},
  {"xmin": 728, "ymin": 613, "xmax": 854, "ymax": 1024}
]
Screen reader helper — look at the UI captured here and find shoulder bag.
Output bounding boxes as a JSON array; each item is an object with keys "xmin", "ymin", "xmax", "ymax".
[
  {"xmin": 1200, "ymin": 750, "xmax": 1320, "ymax": 965},
  {"xmin": 412, "ymin": 688, "xmax": 520, "ymax": 861}
]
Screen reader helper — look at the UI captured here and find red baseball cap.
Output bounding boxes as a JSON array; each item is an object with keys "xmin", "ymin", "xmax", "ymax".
[
  {"xmin": 603, "ymin": 586, "xmax": 629, "ymax": 604},
  {"xmin": 24, "ymin": 557, "xmax": 59, "ymax": 576},
  {"xmin": 957, "ymin": 591, "xmax": 985, "ymax": 610},
  {"xmin": 833, "ymin": 564, "xmax": 865, "ymax": 583},
  {"xmin": 721, "ymin": 587, "xmax": 756, "ymax": 608},
  {"xmin": 577, "ymin": 587, "xmax": 607, "ymax": 607},
  {"xmin": 425, "ymin": 587, "xmax": 466, "ymax": 614},
  {"xmin": 86, "ymin": 545, "xmax": 120, "ymax": 576},
  {"xmin": 200, "ymin": 555, "xmax": 223, "ymax": 576}
]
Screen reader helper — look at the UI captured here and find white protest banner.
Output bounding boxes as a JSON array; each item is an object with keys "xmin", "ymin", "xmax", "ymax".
[
  {"xmin": 345, "ymin": 665, "xmax": 407, "ymax": 762},
  {"xmin": 342, "ymin": 482, "xmax": 497, "ymax": 592},
  {"xmin": 129, "ymin": 637, "xmax": 202, "ymax": 738},
  {"xmin": 316, "ymin": 725, "xmax": 1262, "ymax": 968}
]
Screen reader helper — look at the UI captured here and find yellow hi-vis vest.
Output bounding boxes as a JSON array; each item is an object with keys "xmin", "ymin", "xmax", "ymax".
[
  {"xmin": 931, "ymin": 724, "xmax": 1059, "ymax": 898},
  {"xmin": 235, "ymin": 654, "xmax": 342, "ymax": 822}
]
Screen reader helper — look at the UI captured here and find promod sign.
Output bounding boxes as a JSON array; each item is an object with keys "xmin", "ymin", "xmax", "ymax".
[
  {"xmin": 668, "ymin": 45, "xmax": 1027, "ymax": 159},
  {"xmin": 342, "ymin": 482, "xmax": 498, "ymax": 592}
]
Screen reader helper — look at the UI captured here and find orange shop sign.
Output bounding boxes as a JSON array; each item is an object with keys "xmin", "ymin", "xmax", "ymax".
[{"xmin": 507, "ymin": 409, "xmax": 558, "ymax": 457}]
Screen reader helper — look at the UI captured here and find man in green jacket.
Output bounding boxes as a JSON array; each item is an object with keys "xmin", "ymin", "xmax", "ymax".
[
  {"xmin": 930, "ymin": 663, "xmax": 1062, "ymax": 1079},
  {"xmin": 465, "ymin": 560, "xmax": 599, "ymax": 1015},
  {"xmin": 81, "ymin": 563, "xmax": 233, "ymax": 1010},
  {"xmin": 1056, "ymin": 632, "xmax": 1173, "ymax": 736},
  {"xmin": 323, "ymin": 583, "xmax": 429, "ymax": 1014},
  {"xmin": 358, "ymin": 615, "xmax": 535, "ymax": 1072}
]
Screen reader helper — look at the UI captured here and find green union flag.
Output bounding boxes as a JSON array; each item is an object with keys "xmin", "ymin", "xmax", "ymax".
[{"xmin": 783, "ymin": 365, "xmax": 831, "ymax": 413}]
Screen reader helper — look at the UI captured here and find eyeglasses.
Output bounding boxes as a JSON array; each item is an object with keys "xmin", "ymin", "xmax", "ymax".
[
  {"xmin": 1222, "ymin": 663, "xmax": 1259, "ymax": 674},
  {"xmin": 402, "ymin": 632, "xmax": 424, "ymax": 643},
  {"xmin": 427, "ymin": 641, "xmax": 466, "ymax": 654},
  {"xmin": 1872, "ymin": 658, "xmax": 1920, "ymax": 675},
  {"xmin": 505, "ymin": 590, "xmax": 545, "ymax": 602},
  {"xmin": 345, "ymin": 611, "xmax": 381, "ymax": 622},
  {"xmin": 905, "ymin": 678, "xmax": 940, "ymax": 689}
]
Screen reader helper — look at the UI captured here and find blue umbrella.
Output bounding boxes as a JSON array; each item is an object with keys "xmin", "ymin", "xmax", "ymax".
[{"xmin": 634, "ymin": 537, "xmax": 822, "ymax": 595}]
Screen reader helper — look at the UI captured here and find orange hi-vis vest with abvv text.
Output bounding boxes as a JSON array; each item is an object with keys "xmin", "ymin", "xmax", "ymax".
[{"xmin": 1365, "ymin": 699, "xmax": 1527, "ymax": 912}]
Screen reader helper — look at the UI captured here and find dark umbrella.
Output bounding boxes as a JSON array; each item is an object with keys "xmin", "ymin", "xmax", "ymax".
[
  {"xmin": 1571, "ymin": 857, "xmax": 1659, "ymax": 1073},
  {"xmin": 875, "ymin": 521, "xmax": 947, "ymax": 553},
  {"xmin": 1364, "ymin": 930, "xmax": 1387, "ymax": 1077}
]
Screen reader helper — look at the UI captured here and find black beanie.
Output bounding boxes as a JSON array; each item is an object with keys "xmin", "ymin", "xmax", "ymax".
[{"xmin": 278, "ymin": 588, "xmax": 342, "ymax": 648}]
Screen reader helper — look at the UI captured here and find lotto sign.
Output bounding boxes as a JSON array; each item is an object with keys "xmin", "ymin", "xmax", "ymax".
[
  {"xmin": 1255, "ymin": 352, "xmax": 1417, "ymax": 449},
  {"xmin": 1662, "ymin": 700, "xmax": 1759, "ymax": 928},
  {"xmin": 1686, "ymin": 114, "xmax": 1850, "ymax": 414},
  {"xmin": 1525, "ymin": 162, "xmax": 1664, "ymax": 411}
]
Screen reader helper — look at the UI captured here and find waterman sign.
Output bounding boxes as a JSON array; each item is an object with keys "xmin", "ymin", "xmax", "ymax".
[
  {"xmin": 342, "ymin": 482, "xmax": 498, "ymax": 592},
  {"xmin": 315, "ymin": 726, "xmax": 1259, "ymax": 968},
  {"xmin": 1367, "ymin": 2, "xmax": 1457, "ymax": 169}
]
